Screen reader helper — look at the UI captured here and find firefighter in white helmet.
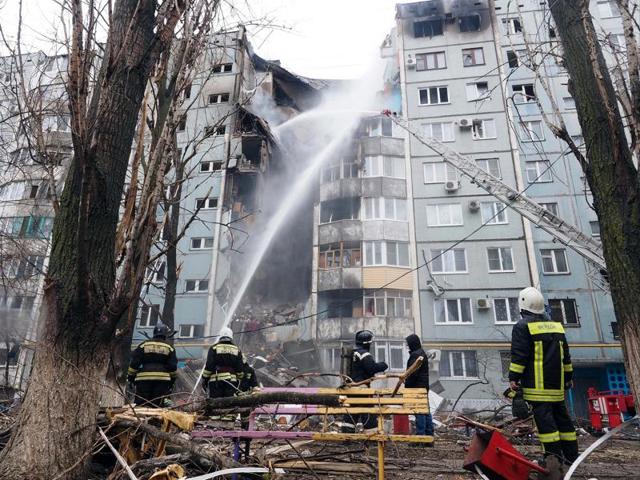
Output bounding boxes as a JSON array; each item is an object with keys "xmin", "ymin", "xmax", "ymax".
[
  {"xmin": 201, "ymin": 327, "xmax": 244, "ymax": 399},
  {"xmin": 509, "ymin": 287, "xmax": 578, "ymax": 464}
]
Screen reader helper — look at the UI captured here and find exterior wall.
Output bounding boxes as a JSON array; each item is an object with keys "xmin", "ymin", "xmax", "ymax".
[{"xmin": 395, "ymin": 0, "xmax": 626, "ymax": 410}]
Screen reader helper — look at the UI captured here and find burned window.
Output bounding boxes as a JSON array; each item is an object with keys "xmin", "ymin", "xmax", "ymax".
[
  {"xmin": 459, "ymin": 14, "xmax": 481, "ymax": 32},
  {"xmin": 512, "ymin": 84, "xmax": 536, "ymax": 103},
  {"xmin": 414, "ymin": 19, "xmax": 444, "ymax": 38},
  {"xmin": 503, "ymin": 18, "xmax": 522, "ymax": 35},
  {"xmin": 319, "ymin": 242, "xmax": 362, "ymax": 269},
  {"xmin": 319, "ymin": 197, "xmax": 360, "ymax": 224}
]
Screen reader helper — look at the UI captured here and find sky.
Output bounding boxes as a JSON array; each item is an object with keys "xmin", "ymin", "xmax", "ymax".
[{"xmin": 0, "ymin": 0, "xmax": 407, "ymax": 79}]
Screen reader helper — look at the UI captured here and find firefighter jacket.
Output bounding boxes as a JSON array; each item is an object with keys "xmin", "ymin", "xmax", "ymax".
[
  {"xmin": 128, "ymin": 339, "xmax": 178, "ymax": 383},
  {"xmin": 405, "ymin": 334, "xmax": 429, "ymax": 389},
  {"xmin": 509, "ymin": 312, "xmax": 573, "ymax": 402},
  {"xmin": 202, "ymin": 339, "xmax": 244, "ymax": 384},
  {"xmin": 350, "ymin": 346, "xmax": 388, "ymax": 383},
  {"xmin": 240, "ymin": 359, "xmax": 259, "ymax": 392}
]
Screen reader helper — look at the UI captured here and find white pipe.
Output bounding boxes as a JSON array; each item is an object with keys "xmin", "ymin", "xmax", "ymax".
[
  {"xmin": 98, "ymin": 428, "xmax": 138, "ymax": 480},
  {"xmin": 564, "ymin": 415, "xmax": 639, "ymax": 480},
  {"xmin": 187, "ymin": 467, "xmax": 285, "ymax": 479}
]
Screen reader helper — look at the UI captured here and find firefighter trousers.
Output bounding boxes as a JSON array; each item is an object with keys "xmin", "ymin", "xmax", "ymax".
[
  {"xmin": 135, "ymin": 380, "xmax": 172, "ymax": 407},
  {"xmin": 531, "ymin": 401, "xmax": 578, "ymax": 463}
]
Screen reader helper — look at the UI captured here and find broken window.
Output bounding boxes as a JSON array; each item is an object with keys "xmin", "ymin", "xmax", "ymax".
[
  {"xmin": 205, "ymin": 125, "xmax": 226, "ymax": 136},
  {"xmin": 208, "ymin": 93, "xmax": 230, "ymax": 104},
  {"xmin": 319, "ymin": 197, "xmax": 360, "ymax": 224},
  {"xmin": 213, "ymin": 63, "xmax": 233, "ymax": 73},
  {"xmin": 320, "ymin": 290, "xmax": 361, "ymax": 318},
  {"xmin": 512, "ymin": 84, "xmax": 536, "ymax": 103},
  {"xmin": 319, "ymin": 241, "xmax": 361, "ymax": 269},
  {"xmin": 459, "ymin": 14, "xmax": 481, "ymax": 32},
  {"xmin": 146, "ymin": 260, "xmax": 166, "ymax": 283},
  {"xmin": 364, "ymin": 117, "xmax": 393, "ymax": 137},
  {"xmin": 518, "ymin": 120, "xmax": 544, "ymax": 141},
  {"xmin": 139, "ymin": 304, "xmax": 160, "ymax": 327},
  {"xmin": 414, "ymin": 19, "xmax": 444, "ymax": 38},
  {"xmin": 549, "ymin": 299, "xmax": 579, "ymax": 325},
  {"xmin": 321, "ymin": 157, "xmax": 358, "ymax": 183},
  {"xmin": 465, "ymin": 82, "xmax": 489, "ymax": 101},
  {"xmin": 462, "ymin": 47, "xmax": 485, "ymax": 66},
  {"xmin": 416, "ymin": 51, "xmax": 446, "ymax": 71},
  {"xmin": 503, "ymin": 17, "xmax": 522, "ymax": 35},
  {"xmin": 472, "ymin": 119, "xmax": 496, "ymax": 140},
  {"xmin": 507, "ymin": 50, "xmax": 519, "ymax": 68}
]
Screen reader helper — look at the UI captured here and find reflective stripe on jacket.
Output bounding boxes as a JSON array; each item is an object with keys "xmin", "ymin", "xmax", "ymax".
[
  {"xmin": 128, "ymin": 340, "xmax": 177, "ymax": 383},
  {"xmin": 509, "ymin": 313, "xmax": 573, "ymax": 402},
  {"xmin": 202, "ymin": 340, "xmax": 243, "ymax": 383}
]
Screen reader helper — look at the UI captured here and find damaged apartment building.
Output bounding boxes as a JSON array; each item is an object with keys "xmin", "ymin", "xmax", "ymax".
[{"xmin": 138, "ymin": 27, "xmax": 326, "ymax": 369}]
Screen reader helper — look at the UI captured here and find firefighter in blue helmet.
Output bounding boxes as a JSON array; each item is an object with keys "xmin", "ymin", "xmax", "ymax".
[
  {"xmin": 128, "ymin": 322, "xmax": 177, "ymax": 407},
  {"xmin": 509, "ymin": 287, "xmax": 578, "ymax": 464}
]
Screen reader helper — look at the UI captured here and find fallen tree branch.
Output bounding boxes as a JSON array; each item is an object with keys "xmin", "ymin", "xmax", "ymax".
[
  {"xmin": 112, "ymin": 419, "xmax": 239, "ymax": 469},
  {"xmin": 205, "ymin": 392, "xmax": 341, "ymax": 411}
]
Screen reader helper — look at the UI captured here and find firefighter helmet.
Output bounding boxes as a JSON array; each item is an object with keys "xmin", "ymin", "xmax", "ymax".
[
  {"xmin": 153, "ymin": 321, "xmax": 172, "ymax": 339},
  {"xmin": 355, "ymin": 330, "xmax": 374, "ymax": 346},
  {"xmin": 218, "ymin": 326, "xmax": 234, "ymax": 342},
  {"xmin": 518, "ymin": 287, "xmax": 545, "ymax": 314}
]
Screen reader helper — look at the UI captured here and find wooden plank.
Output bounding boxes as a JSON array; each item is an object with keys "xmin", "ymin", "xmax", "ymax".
[
  {"xmin": 273, "ymin": 461, "xmax": 375, "ymax": 474},
  {"xmin": 258, "ymin": 387, "xmax": 426, "ymax": 396},
  {"xmin": 340, "ymin": 397, "xmax": 428, "ymax": 405},
  {"xmin": 191, "ymin": 430, "xmax": 314, "ymax": 440},
  {"xmin": 320, "ymin": 407, "xmax": 429, "ymax": 415},
  {"xmin": 312, "ymin": 433, "xmax": 434, "ymax": 443}
]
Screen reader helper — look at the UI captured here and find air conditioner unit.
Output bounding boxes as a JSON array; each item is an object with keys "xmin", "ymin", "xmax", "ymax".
[
  {"xmin": 476, "ymin": 298, "xmax": 491, "ymax": 309},
  {"xmin": 406, "ymin": 56, "xmax": 417, "ymax": 69},
  {"xmin": 457, "ymin": 118, "xmax": 474, "ymax": 129},
  {"xmin": 445, "ymin": 180, "xmax": 460, "ymax": 192},
  {"xmin": 468, "ymin": 200, "xmax": 481, "ymax": 212}
]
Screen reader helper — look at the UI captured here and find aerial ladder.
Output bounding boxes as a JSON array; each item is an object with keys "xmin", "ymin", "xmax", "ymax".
[{"xmin": 381, "ymin": 111, "xmax": 609, "ymax": 292}]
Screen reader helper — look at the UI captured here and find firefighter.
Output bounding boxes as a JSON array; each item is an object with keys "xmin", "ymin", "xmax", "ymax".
[
  {"xmin": 127, "ymin": 322, "xmax": 177, "ymax": 407},
  {"xmin": 239, "ymin": 355, "xmax": 259, "ymax": 393},
  {"xmin": 405, "ymin": 334, "xmax": 434, "ymax": 443},
  {"xmin": 348, "ymin": 330, "xmax": 388, "ymax": 430},
  {"xmin": 509, "ymin": 287, "xmax": 578, "ymax": 464},
  {"xmin": 202, "ymin": 326, "xmax": 244, "ymax": 399}
]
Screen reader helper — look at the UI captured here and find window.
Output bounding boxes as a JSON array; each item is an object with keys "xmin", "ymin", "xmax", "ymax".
[
  {"xmin": 435, "ymin": 298, "xmax": 473, "ymax": 324},
  {"xmin": 177, "ymin": 116, "xmax": 186, "ymax": 131},
  {"xmin": 374, "ymin": 342, "xmax": 408, "ymax": 371},
  {"xmin": 319, "ymin": 241, "xmax": 362, "ymax": 269},
  {"xmin": 459, "ymin": 14, "xmax": 481, "ymax": 32},
  {"xmin": 512, "ymin": 84, "xmax": 536, "ymax": 103},
  {"xmin": 43, "ymin": 115, "xmax": 70, "ymax": 132},
  {"xmin": 363, "ymin": 241, "xmax": 410, "ymax": 267},
  {"xmin": 11, "ymin": 216, "xmax": 54, "ymax": 238},
  {"xmin": 609, "ymin": 33, "xmax": 626, "ymax": 52},
  {"xmin": 419, "ymin": 86, "xmax": 449, "ymax": 105},
  {"xmin": 431, "ymin": 248, "xmax": 467, "ymax": 273},
  {"xmin": 208, "ymin": 93, "xmax": 230, "ymax": 103},
  {"xmin": 426, "ymin": 203, "xmax": 463, "ymax": 226},
  {"xmin": 200, "ymin": 161, "xmax": 222, "ymax": 173},
  {"xmin": 196, "ymin": 197, "xmax": 218, "ymax": 209},
  {"xmin": 440, "ymin": 350, "xmax": 478, "ymax": 378},
  {"xmin": 0, "ymin": 346, "xmax": 19, "ymax": 367},
  {"xmin": 519, "ymin": 121, "xmax": 544, "ymax": 141},
  {"xmin": 476, "ymin": 158, "xmax": 501, "ymax": 178},
  {"xmin": 525, "ymin": 161, "xmax": 553, "ymax": 183},
  {"xmin": 185, "ymin": 279, "xmax": 209, "ymax": 293},
  {"xmin": 590, "ymin": 221, "xmax": 601, "ymax": 237},
  {"xmin": 466, "ymin": 82, "xmax": 489, "ymax": 101},
  {"xmin": 364, "ymin": 117, "xmax": 393, "ymax": 137},
  {"xmin": 540, "ymin": 202, "xmax": 559, "ymax": 216},
  {"xmin": 611, "ymin": 322, "xmax": 620, "ymax": 340},
  {"xmin": 322, "ymin": 157, "xmax": 359, "ymax": 182},
  {"xmin": 362, "ymin": 197, "xmax": 407, "ymax": 221},
  {"xmin": 481, "ymin": 202, "xmax": 508, "ymax": 224},
  {"xmin": 549, "ymin": 299, "xmax": 579, "ymax": 325},
  {"xmin": 191, "ymin": 237, "xmax": 214, "ymax": 250},
  {"xmin": 487, "ymin": 247, "xmax": 514, "ymax": 272},
  {"xmin": 541, "ymin": 249, "xmax": 569, "ymax": 274},
  {"xmin": 472, "ymin": 119, "xmax": 496, "ymax": 139},
  {"xmin": 363, "ymin": 156, "xmax": 405, "ymax": 179},
  {"xmin": 320, "ymin": 198, "xmax": 360, "ymax": 223},
  {"xmin": 205, "ymin": 125, "xmax": 226, "ymax": 136},
  {"xmin": 146, "ymin": 260, "xmax": 166, "ymax": 283},
  {"xmin": 14, "ymin": 255, "xmax": 45, "ymax": 279},
  {"xmin": 597, "ymin": 0, "xmax": 620, "ymax": 18},
  {"xmin": 183, "ymin": 83, "xmax": 192, "ymax": 99},
  {"xmin": 423, "ymin": 122, "xmax": 455, "ymax": 142},
  {"xmin": 494, "ymin": 298, "xmax": 520, "ymax": 324},
  {"xmin": 571, "ymin": 135, "xmax": 585, "ymax": 150},
  {"xmin": 178, "ymin": 324, "xmax": 205, "ymax": 338},
  {"xmin": 10, "ymin": 296, "xmax": 35, "ymax": 311},
  {"xmin": 462, "ymin": 47, "xmax": 485, "ymax": 66},
  {"xmin": 424, "ymin": 162, "xmax": 457, "ymax": 183},
  {"xmin": 139, "ymin": 304, "xmax": 160, "ymax": 327},
  {"xmin": 563, "ymin": 97, "xmax": 576, "ymax": 109},
  {"xmin": 364, "ymin": 290, "xmax": 412, "ymax": 318},
  {"xmin": 414, "ymin": 19, "xmax": 444, "ymax": 38},
  {"xmin": 416, "ymin": 51, "xmax": 446, "ymax": 71},
  {"xmin": 323, "ymin": 347, "xmax": 343, "ymax": 371},
  {"xmin": 503, "ymin": 18, "xmax": 523, "ymax": 35},
  {"xmin": 507, "ymin": 50, "xmax": 519, "ymax": 68},
  {"xmin": 500, "ymin": 351, "xmax": 512, "ymax": 380},
  {"xmin": 213, "ymin": 63, "xmax": 233, "ymax": 73}
]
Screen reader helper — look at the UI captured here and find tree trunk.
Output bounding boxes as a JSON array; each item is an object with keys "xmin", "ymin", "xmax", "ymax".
[
  {"xmin": 0, "ymin": 0, "xmax": 162, "ymax": 477},
  {"xmin": 549, "ymin": 0, "xmax": 640, "ymax": 402}
]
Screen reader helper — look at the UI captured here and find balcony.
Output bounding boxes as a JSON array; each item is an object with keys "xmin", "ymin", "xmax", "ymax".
[
  {"xmin": 318, "ymin": 267, "xmax": 362, "ymax": 291},
  {"xmin": 316, "ymin": 316, "xmax": 414, "ymax": 341}
]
